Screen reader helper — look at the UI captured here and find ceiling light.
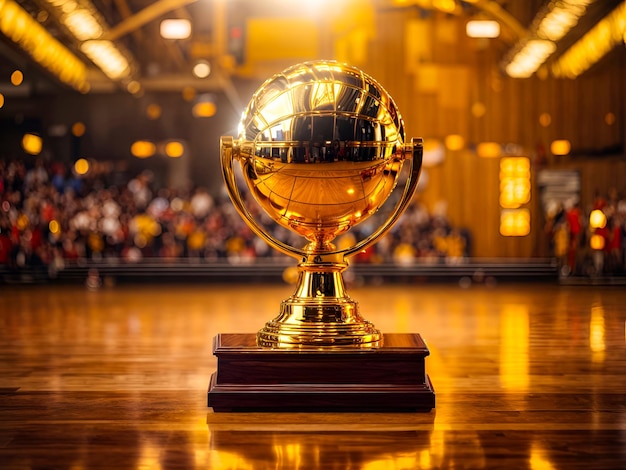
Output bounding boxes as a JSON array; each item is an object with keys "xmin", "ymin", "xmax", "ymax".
[
  {"xmin": 0, "ymin": 0, "xmax": 88, "ymax": 91},
  {"xmin": 505, "ymin": 40, "xmax": 555, "ymax": 78},
  {"xmin": 81, "ymin": 40, "xmax": 131, "ymax": 80},
  {"xmin": 536, "ymin": 0, "xmax": 593, "ymax": 42},
  {"xmin": 466, "ymin": 20, "xmax": 500, "ymax": 38},
  {"xmin": 43, "ymin": 0, "xmax": 137, "ymax": 87},
  {"xmin": 502, "ymin": 0, "xmax": 596, "ymax": 78},
  {"xmin": 160, "ymin": 19, "xmax": 191, "ymax": 40},
  {"xmin": 63, "ymin": 9, "xmax": 103, "ymax": 40},
  {"xmin": 552, "ymin": 2, "xmax": 626, "ymax": 78},
  {"xmin": 192, "ymin": 60, "xmax": 211, "ymax": 78}
]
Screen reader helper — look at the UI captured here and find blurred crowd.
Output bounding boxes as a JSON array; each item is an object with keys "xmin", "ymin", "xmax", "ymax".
[
  {"xmin": 545, "ymin": 188, "xmax": 626, "ymax": 277},
  {"xmin": 0, "ymin": 159, "xmax": 470, "ymax": 275}
]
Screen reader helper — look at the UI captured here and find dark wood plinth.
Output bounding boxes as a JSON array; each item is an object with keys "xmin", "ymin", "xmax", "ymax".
[{"xmin": 207, "ymin": 333, "xmax": 435, "ymax": 412}]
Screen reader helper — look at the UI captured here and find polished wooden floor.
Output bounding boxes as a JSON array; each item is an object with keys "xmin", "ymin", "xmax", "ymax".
[{"xmin": 1, "ymin": 281, "xmax": 625, "ymax": 469}]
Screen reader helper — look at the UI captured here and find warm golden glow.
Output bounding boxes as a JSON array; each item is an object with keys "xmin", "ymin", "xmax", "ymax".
[
  {"xmin": 423, "ymin": 138, "xmax": 445, "ymax": 167},
  {"xmin": 471, "ymin": 102, "xmax": 486, "ymax": 118},
  {"xmin": 192, "ymin": 101, "xmax": 217, "ymax": 118},
  {"xmin": 64, "ymin": 9, "xmax": 103, "ymax": 40},
  {"xmin": 500, "ymin": 304, "xmax": 529, "ymax": 390},
  {"xmin": 127, "ymin": 80, "xmax": 141, "ymax": 94},
  {"xmin": 553, "ymin": 2, "xmax": 626, "ymax": 78},
  {"xmin": 0, "ymin": 0, "xmax": 88, "ymax": 91},
  {"xmin": 137, "ymin": 442, "xmax": 162, "ymax": 470},
  {"xmin": 207, "ymin": 449, "xmax": 254, "ymax": 470},
  {"xmin": 311, "ymin": 82, "xmax": 342, "ymax": 110},
  {"xmin": 81, "ymin": 40, "xmax": 131, "ymax": 80},
  {"xmin": 192, "ymin": 60, "xmax": 211, "ymax": 78},
  {"xmin": 500, "ymin": 180, "xmax": 530, "ymax": 208},
  {"xmin": 505, "ymin": 40, "xmax": 556, "ymax": 78},
  {"xmin": 45, "ymin": 0, "xmax": 134, "ymax": 84},
  {"xmin": 362, "ymin": 453, "xmax": 421, "ymax": 470},
  {"xmin": 22, "ymin": 133, "xmax": 42, "ymax": 155},
  {"xmin": 146, "ymin": 104, "xmax": 162, "ymax": 120},
  {"xmin": 500, "ymin": 156, "xmax": 530, "ymax": 176},
  {"xmin": 590, "ymin": 234, "xmax": 605, "ymax": 250},
  {"xmin": 605, "ymin": 112, "xmax": 616, "ymax": 125},
  {"xmin": 500, "ymin": 209, "xmax": 530, "ymax": 236},
  {"xmin": 466, "ymin": 20, "xmax": 500, "ymax": 38},
  {"xmin": 444, "ymin": 134, "xmax": 465, "ymax": 151},
  {"xmin": 72, "ymin": 122, "xmax": 86, "ymax": 137},
  {"xmin": 182, "ymin": 86, "xmax": 196, "ymax": 102},
  {"xmin": 165, "ymin": 141, "xmax": 185, "ymax": 158},
  {"xmin": 537, "ymin": 0, "xmax": 592, "ymax": 42},
  {"xmin": 433, "ymin": 0, "xmax": 457, "ymax": 14},
  {"xmin": 48, "ymin": 219, "xmax": 61, "ymax": 235},
  {"xmin": 10, "ymin": 69, "xmax": 23, "ymax": 86},
  {"xmin": 131, "ymin": 140, "xmax": 156, "ymax": 159},
  {"xmin": 160, "ymin": 18, "xmax": 191, "ymax": 40},
  {"xmin": 505, "ymin": 0, "xmax": 595, "ymax": 78},
  {"xmin": 539, "ymin": 113, "xmax": 552, "ymax": 127},
  {"xmin": 589, "ymin": 209, "xmax": 607, "ymax": 229},
  {"xmin": 0, "ymin": 93, "xmax": 4, "ymax": 109},
  {"xmin": 590, "ymin": 305, "xmax": 606, "ymax": 357},
  {"xmin": 530, "ymin": 441, "xmax": 557, "ymax": 470},
  {"xmin": 246, "ymin": 17, "xmax": 320, "ymax": 67},
  {"xmin": 500, "ymin": 157, "xmax": 531, "ymax": 209},
  {"xmin": 477, "ymin": 142, "xmax": 501, "ymax": 158},
  {"xmin": 16, "ymin": 213, "xmax": 29, "ymax": 231},
  {"xmin": 74, "ymin": 158, "xmax": 90, "ymax": 175},
  {"xmin": 550, "ymin": 139, "xmax": 571, "ymax": 156}
]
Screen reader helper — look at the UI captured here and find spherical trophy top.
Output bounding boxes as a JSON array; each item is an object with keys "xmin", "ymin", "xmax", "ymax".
[{"xmin": 233, "ymin": 60, "xmax": 411, "ymax": 252}]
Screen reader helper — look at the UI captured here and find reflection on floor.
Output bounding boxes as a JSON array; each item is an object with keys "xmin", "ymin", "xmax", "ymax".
[{"xmin": 0, "ymin": 282, "xmax": 625, "ymax": 468}]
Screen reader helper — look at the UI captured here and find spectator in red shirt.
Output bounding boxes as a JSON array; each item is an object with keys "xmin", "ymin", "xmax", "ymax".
[{"xmin": 566, "ymin": 201, "xmax": 582, "ymax": 273}]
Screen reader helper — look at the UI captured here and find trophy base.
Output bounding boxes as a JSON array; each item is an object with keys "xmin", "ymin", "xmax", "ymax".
[{"xmin": 207, "ymin": 333, "xmax": 435, "ymax": 412}]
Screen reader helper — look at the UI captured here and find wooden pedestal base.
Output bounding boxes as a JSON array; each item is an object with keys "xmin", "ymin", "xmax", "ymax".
[{"xmin": 207, "ymin": 333, "xmax": 435, "ymax": 412}]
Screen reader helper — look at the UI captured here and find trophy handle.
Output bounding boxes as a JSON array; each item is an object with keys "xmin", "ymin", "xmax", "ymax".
[
  {"xmin": 342, "ymin": 137, "xmax": 423, "ymax": 259},
  {"xmin": 221, "ymin": 136, "xmax": 307, "ymax": 259},
  {"xmin": 221, "ymin": 136, "xmax": 422, "ymax": 262}
]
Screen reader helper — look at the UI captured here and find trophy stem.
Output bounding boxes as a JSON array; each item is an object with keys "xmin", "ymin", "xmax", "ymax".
[{"xmin": 257, "ymin": 260, "xmax": 383, "ymax": 349}]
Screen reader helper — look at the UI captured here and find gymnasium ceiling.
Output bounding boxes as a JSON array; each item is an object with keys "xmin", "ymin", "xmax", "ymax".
[{"xmin": 1, "ymin": 0, "xmax": 624, "ymax": 110}]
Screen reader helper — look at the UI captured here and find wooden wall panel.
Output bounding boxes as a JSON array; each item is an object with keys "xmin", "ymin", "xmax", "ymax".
[{"xmin": 363, "ymin": 8, "xmax": 625, "ymax": 258}]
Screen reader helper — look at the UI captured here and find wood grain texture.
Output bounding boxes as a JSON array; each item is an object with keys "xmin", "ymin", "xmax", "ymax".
[{"xmin": 1, "ymin": 282, "xmax": 625, "ymax": 469}]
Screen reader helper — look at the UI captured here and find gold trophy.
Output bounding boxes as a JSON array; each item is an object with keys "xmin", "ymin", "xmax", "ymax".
[{"xmin": 209, "ymin": 61, "xmax": 434, "ymax": 411}]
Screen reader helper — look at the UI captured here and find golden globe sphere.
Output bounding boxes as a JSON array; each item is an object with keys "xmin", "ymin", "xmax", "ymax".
[{"xmin": 234, "ymin": 60, "xmax": 410, "ymax": 251}]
